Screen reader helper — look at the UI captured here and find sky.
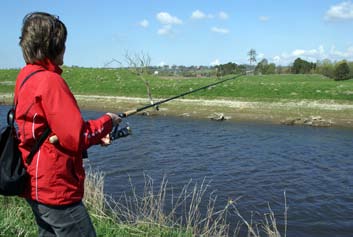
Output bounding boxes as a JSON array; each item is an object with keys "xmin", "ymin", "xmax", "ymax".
[{"xmin": 0, "ymin": 0, "xmax": 353, "ymax": 68}]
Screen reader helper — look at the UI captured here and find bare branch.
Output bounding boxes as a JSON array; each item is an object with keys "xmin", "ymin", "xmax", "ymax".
[{"xmin": 124, "ymin": 51, "xmax": 158, "ymax": 111}]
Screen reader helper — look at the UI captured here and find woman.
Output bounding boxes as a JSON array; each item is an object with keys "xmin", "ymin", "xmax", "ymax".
[{"xmin": 15, "ymin": 12, "xmax": 121, "ymax": 236}]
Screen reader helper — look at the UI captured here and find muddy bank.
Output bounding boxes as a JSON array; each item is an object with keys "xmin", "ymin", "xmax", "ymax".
[{"xmin": 2, "ymin": 93, "xmax": 353, "ymax": 128}]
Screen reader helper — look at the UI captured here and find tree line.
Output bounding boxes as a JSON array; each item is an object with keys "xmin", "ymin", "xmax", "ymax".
[
  {"xmin": 109, "ymin": 50, "xmax": 352, "ymax": 80},
  {"xmin": 217, "ymin": 58, "xmax": 353, "ymax": 81},
  {"xmin": 146, "ymin": 58, "xmax": 352, "ymax": 81}
]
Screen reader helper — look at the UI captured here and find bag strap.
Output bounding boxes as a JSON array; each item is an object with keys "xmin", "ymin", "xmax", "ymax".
[
  {"xmin": 26, "ymin": 127, "xmax": 51, "ymax": 165},
  {"xmin": 9, "ymin": 70, "xmax": 46, "ymax": 126},
  {"xmin": 13, "ymin": 69, "xmax": 45, "ymax": 107},
  {"xmin": 13, "ymin": 69, "xmax": 51, "ymax": 165},
  {"xmin": 19, "ymin": 69, "xmax": 45, "ymax": 89}
]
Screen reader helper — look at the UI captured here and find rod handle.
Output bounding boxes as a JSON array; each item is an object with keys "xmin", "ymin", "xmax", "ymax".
[{"xmin": 120, "ymin": 109, "xmax": 138, "ymax": 118}]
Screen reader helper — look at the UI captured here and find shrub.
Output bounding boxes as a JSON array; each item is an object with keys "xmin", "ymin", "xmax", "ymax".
[{"xmin": 334, "ymin": 61, "xmax": 351, "ymax": 81}]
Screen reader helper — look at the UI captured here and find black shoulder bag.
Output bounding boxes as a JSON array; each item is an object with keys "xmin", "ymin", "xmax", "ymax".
[{"xmin": 0, "ymin": 70, "xmax": 50, "ymax": 196}]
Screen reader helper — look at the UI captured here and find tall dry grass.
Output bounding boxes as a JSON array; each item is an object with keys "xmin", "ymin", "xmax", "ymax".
[{"xmin": 84, "ymin": 168, "xmax": 288, "ymax": 237}]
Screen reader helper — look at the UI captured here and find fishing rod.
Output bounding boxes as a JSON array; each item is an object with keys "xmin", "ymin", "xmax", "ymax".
[
  {"xmin": 49, "ymin": 73, "xmax": 244, "ymax": 143},
  {"xmin": 110, "ymin": 73, "xmax": 244, "ymax": 139},
  {"xmin": 118, "ymin": 73, "xmax": 244, "ymax": 118}
]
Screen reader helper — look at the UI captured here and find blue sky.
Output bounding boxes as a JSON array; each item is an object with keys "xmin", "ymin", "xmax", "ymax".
[{"xmin": 1, "ymin": 0, "xmax": 353, "ymax": 68}]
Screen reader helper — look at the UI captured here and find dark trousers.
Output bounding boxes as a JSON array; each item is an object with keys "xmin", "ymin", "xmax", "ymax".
[{"xmin": 27, "ymin": 199, "xmax": 96, "ymax": 237}]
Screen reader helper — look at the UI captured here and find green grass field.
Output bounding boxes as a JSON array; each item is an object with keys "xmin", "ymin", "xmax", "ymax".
[{"xmin": 1, "ymin": 67, "xmax": 353, "ymax": 103}]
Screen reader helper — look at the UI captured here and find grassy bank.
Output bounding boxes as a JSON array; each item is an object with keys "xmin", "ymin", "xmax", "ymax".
[
  {"xmin": 0, "ymin": 169, "xmax": 286, "ymax": 237},
  {"xmin": 1, "ymin": 67, "xmax": 353, "ymax": 127},
  {"xmin": 1, "ymin": 67, "xmax": 353, "ymax": 101}
]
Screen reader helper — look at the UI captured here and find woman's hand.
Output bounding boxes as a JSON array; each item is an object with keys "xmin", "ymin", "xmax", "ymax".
[
  {"xmin": 106, "ymin": 112, "xmax": 122, "ymax": 126},
  {"xmin": 101, "ymin": 113, "xmax": 122, "ymax": 146},
  {"xmin": 100, "ymin": 134, "xmax": 111, "ymax": 146}
]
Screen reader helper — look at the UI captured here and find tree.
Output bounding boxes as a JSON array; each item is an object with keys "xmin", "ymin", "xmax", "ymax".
[
  {"xmin": 348, "ymin": 61, "xmax": 353, "ymax": 79},
  {"xmin": 215, "ymin": 62, "xmax": 239, "ymax": 77},
  {"xmin": 255, "ymin": 59, "xmax": 268, "ymax": 74},
  {"xmin": 125, "ymin": 51, "xmax": 158, "ymax": 110},
  {"xmin": 316, "ymin": 59, "xmax": 334, "ymax": 78},
  {"xmin": 247, "ymin": 49, "xmax": 257, "ymax": 66},
  {"xmin": 255, "ymin": 59, "xmax": 276, "ymax": 75},
  {"xmin": 223, "ymin": 62, "xmax": 237, "ymax": 75},
  {"xmin": 291, "ymin": 58, "xmax": 315, "ymax": 74},
  {"xmin": 266, "ymin": 63, "xmax": 276, "ymax": 74},
  {"xmin": 334, "ymin": 61, "xmax": 350, "ymax": 81}
]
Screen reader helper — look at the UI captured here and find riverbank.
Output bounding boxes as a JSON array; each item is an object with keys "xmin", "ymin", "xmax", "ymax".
[{"xmin": 2, "ymin": 93, "xmax": 353, "ymax": 128}]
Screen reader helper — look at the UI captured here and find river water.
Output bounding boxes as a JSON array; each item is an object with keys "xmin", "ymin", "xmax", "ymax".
[{"xmin": 1, "ymin": 105, "xmax": 353, "ymax": 236}]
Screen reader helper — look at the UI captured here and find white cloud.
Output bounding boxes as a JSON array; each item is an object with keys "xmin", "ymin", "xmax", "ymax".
[
  {"xmin": 330, "ymin": 45, "xmax": 353, "ymax": 58},
  {"xmin": 190, "ymin": 10, "xmax": 229, "ymax": 20},
  {"xmin": 210, "ymin": 59, "xmax": 220, "ymax": 66},
  {"xmin": 191, "ymin": 10, "xmax": 206, "ymax": 19},
  {"xmin": 211, "ymin": 27, "xmax": 229, "ymax": 34},
  {"xmin": 139, "ymin": 19, "xmax": 149, "ymax": 28},
  {"xmin": 156, "ymin": 12, "xmax": 181, "ymax": 36},
  {"xmin": 156, "ymin": 12, "xmax": 182, "ymax": 25},
  {"xmin": 259, "ymin": 16, "xmax": 269, "ymax": 22},
  {"xmin": 273, "ymin": 45, "xmax": 353, "ymax": 65},
  {"xmin": 292, "ymin": 49, "xmax": 306, "ymax": 56},
  {"xmin": 157, "ymin": 25, "xmax": 172, "ymax": 35},
  {"xmin": 271, "ymin": 54, "xmax": 292, "ymax": 66},
  {"xmin": 191, "ymin": 9, "xmax": 214, "ymax": 19},
  {"xmin": 292, "ymin": 47, "xmax": 328, "ymax": 58},
  {"xmin": 325, "ymin": 1, "xmax": 353, "ymax": 21},
  {"xmin": 272, "ymin": 56, "xmax": 281, "ymax": 64},
  {"xmin": 219, "ymin": 11, "xmax": 229, "ymax": 20},
  {"xmin": 274, "ymin": 47, "xmax": 326, "ymax": 65}
]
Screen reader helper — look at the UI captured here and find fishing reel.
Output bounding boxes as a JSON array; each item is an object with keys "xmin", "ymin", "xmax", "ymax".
[{"xmin": 110, "ymin": 122, "xmax": 132, "ymax": 140}]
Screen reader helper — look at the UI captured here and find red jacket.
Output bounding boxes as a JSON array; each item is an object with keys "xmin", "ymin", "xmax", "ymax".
[{"xmin": 14, "ymin": 60, "xmax": 112, "ymax": 205}]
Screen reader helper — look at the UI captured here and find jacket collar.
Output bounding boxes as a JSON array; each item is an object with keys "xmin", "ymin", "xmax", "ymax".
[{"xmin": 31, "ymin": 58, "xmax": 63, "ymax": 75}]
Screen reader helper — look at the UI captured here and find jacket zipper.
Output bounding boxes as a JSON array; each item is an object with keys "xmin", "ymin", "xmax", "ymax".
[{"xmin": 32, "ymin": 113, "xmax": 40, "ymax": 201}]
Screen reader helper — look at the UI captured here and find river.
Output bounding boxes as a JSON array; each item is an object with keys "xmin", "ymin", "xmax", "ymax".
[{"xmin": 1, "ymin": 105, "xmax": 353, "ymax": 236}]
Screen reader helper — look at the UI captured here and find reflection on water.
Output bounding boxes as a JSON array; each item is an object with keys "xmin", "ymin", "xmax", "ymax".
[{"xmin": 1, "ymin": 106, "xmax": 353, "ymax": 236}]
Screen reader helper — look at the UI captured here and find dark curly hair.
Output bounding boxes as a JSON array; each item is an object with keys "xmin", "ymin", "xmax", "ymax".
[{"xmin": 19, "ymin": 12, "xmax": 67, "ymax": 64}]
